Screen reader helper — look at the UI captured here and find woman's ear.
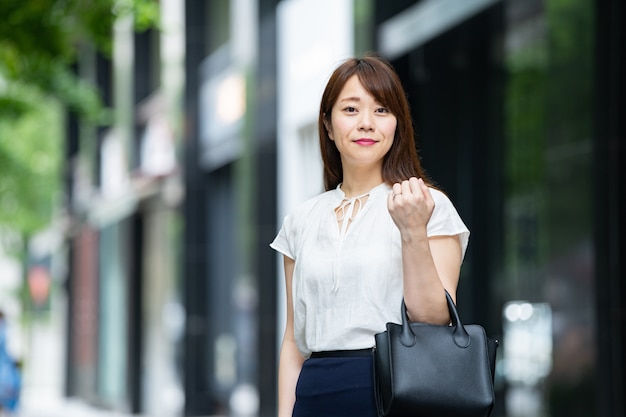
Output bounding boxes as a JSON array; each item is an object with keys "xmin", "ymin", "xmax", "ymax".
[{"xmin": 323, "ymin": 114, "xmax": 334, "ymax": 140}]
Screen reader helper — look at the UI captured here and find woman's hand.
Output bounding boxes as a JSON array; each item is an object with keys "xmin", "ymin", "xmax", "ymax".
[{"xmin": 387, "ymin": 177, "xmax": 435, "ymax": 235}]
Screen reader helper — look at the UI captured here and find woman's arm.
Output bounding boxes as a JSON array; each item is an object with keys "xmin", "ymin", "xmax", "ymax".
[
  {"xmin": 278, "ymin": 255, "xmax": 304, "ymax": 417},
  {"xmin": 388, "ymin": 177, "xmax": 463, "ymax": 324}
]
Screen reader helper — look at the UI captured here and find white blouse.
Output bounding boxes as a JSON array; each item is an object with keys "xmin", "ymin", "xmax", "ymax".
[{"xmin": 270, "ymin": 182, "xmax": 470, "ymax": 358}]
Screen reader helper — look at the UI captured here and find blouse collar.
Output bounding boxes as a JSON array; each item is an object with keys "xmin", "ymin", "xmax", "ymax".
[{"xmin": 334, "ymin": 182, "xmax": 390, "ymax": 200}]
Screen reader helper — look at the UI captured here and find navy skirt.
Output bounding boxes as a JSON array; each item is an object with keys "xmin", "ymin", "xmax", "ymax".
[{"xmin": 292, "ymin": 350, "xmax": 377, "ymax": 417}]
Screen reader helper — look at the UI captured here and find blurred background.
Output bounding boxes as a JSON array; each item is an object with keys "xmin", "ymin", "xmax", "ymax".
[{"xmin": 0, "ymin": 0, "xmax": 624, "ymax": 416}]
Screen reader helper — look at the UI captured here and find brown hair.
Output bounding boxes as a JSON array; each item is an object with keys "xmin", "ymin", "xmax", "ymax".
[{"xmin": 318, "ymin": 53, "xmax": 429, "ymax": 191}]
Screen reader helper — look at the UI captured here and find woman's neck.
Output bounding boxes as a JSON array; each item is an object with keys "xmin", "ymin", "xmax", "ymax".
[{"xmin": 340, "ymin": 167, "xmax": 384, "ymax": 198}]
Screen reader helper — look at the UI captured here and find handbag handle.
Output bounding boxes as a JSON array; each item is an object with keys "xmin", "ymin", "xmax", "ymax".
[{"xmin": 400, "ymin": 290, "xmax": 471, "ymax": 348}]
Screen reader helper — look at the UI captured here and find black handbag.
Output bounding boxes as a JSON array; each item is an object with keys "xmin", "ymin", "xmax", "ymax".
[{"xmin": 373, "ymin": 291, "xmax": 498, "ymax": 417}]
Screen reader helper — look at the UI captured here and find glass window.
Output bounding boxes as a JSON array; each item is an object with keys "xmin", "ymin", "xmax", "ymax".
[
  {"xmin": 502, "ymin": 0, "xmax": 595, "ymax": 416},
  {"xmin": 386, "ymin": 0, "xmax": 596, "ymax": 415}
]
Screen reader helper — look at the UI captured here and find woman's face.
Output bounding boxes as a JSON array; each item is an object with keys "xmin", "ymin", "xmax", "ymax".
[{"xmin": 326, "ymin": 75, "xmax": 397, "ymax": 171}]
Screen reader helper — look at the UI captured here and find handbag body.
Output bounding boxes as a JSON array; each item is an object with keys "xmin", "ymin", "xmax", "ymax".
[{"xmin": 373, "ymin": 291, "xmax": 498, "ymax": 417}]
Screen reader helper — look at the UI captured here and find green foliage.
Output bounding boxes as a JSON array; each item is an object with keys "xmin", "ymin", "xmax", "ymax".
[
  {"xmin": 0, "ymin": 0, "xmax": 159, "ymax": 245},
  {"xmin": 0, "ymin": 86, "xmax": 62, "ymax": 237},
  {"xmin": 0, "ymin": 0, "xmax": 160, "ymax": 120}
]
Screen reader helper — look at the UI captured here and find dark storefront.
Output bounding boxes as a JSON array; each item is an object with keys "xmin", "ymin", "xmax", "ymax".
[
  {"xmin": 375, "ymin": 0, "xmax": 625, "ymax": 416},
  {"xmin": 183, "ymin": 0, "xmax": 279, "ymax": 415}
]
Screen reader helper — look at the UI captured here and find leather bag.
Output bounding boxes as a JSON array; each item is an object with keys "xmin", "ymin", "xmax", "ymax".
[{"xmin": 373, "ymin": 291, "xmax": 498, "ymax": 417}]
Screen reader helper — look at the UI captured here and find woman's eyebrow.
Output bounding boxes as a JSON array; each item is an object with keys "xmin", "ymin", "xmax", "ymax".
[{"xmin": 338, "ymin": 96, "xmax": 361, "ymax": 103}]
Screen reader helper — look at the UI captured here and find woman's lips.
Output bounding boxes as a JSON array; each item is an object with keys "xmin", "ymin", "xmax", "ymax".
[{"xmin": 354, "ymin": 138, "xmax": 377, "ymax": 145}]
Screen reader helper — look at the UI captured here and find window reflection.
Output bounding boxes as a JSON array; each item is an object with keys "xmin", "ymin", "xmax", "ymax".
[{"xmin": 503, "ymin": 0, "xmax": 595, "ymax": 415}]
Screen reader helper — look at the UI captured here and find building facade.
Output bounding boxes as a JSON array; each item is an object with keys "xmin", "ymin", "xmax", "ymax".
[{"xmin": 61, "ymin": 2, "xmax": 185, "ymax": 415}]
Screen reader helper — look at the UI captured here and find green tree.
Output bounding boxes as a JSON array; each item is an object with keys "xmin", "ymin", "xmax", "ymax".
[{"xmin": 0, "ymin": 0, "xmax": 158, "ymax": 248}]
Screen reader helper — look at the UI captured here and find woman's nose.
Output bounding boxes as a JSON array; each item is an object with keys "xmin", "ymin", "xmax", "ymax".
[{"xmin": 358, "ymin": 113, "xmax": 374, "ymax": 131}]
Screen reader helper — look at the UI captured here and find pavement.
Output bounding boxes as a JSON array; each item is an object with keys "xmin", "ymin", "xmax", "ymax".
[
  {"xmin": 18, "ymin": 400, "xmax": 137, "ymax": 417},
  {"xmin": 6, "ymin": 320, "xmax": 226, "ymax": 417},
  {"xmin": 13, "ymin": 389, "xmax": 224, "ymax": 417},
  {"xmin": 14, "ymin": 392, "xmax": 144, "ymax": 417},
  {"xmin": 8, "ymin": 318, "xmax": 153, "ymax": 417}
]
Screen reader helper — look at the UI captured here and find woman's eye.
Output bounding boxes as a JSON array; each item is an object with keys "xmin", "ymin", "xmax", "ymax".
[
  {"xmin": 376, "ymin": 107, "xmax": 389, "ymax": 113},
  {"xmin": 344, "ymin": 107, "xmax": 356, "ymax": 113}
]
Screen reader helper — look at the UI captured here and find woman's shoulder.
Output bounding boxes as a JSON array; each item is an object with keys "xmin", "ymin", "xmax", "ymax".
[
  {"xmin": 427, "ymin": 186, "xmax": 466, "ymax": 221},
  {"xmin": 287, "ymin": 189, "xmax": 338, "ymax": 221},
  {"xmin": 428, "ymin": 186, "xmax": 455, "ymax": 206}
]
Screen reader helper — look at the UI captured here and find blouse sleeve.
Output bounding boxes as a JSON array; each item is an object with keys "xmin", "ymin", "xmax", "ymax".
[
  {"xmin": 270, "ymin": 214, "xmax": 296, "ymax": 260},
  {"xmin": 427, "ymin": 189, "xmax": 470, "ymax": 259}
]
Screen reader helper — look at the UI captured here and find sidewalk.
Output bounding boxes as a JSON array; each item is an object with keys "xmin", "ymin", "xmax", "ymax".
[
  {"xmin": 17, "ymin": 398, "xmax": 224, "ymax": 417},
  {"xmin": 16, "ymin": 392, "xmax": 144, "ymax": 417},
  {"xmin": 18, "ymin": 399, "xmax": 136, "ymax": 417},
  {"xmin": 15, "ymin": 390, "xmax": 223, "ymax": 417},
  {"xmin": 12, "ymin": 318, "xmax": 149, "ymax": 417}
]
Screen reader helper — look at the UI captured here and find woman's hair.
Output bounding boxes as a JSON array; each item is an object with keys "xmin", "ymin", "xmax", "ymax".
[{"xmin": 318, "ymin": 53, "xmax": 429, "ymax": 191}]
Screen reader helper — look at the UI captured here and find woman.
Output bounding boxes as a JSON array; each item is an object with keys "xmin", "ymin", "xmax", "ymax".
[{"xmin": 270, "ymin": 54, "xmax": 469, "ymax": 417}]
